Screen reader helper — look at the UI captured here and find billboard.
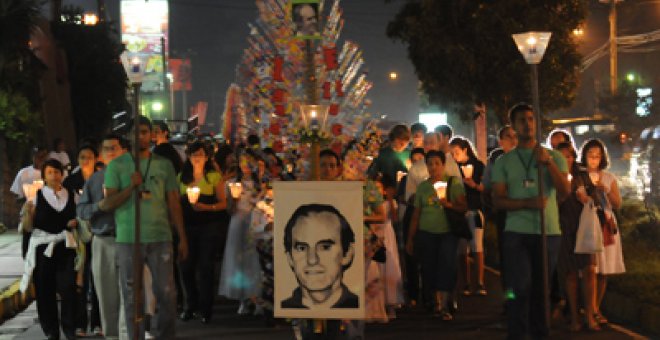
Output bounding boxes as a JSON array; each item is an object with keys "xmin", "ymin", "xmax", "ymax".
[{"xmin": 121, "ymin": 0, "xmax": 169, "ymax": 92}]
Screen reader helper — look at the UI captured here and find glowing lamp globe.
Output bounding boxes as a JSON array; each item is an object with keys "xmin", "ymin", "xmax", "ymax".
[
  {"xmin": 512, "ymin": 32, "xmax": 552, "ymax": 65},
  {"xmin": 300, "ymin": 104, "xmax": 329, "ymax": 131},
  {"xmin": 120, "ymin": 51, "xmax": 146, "ymax": 84}
]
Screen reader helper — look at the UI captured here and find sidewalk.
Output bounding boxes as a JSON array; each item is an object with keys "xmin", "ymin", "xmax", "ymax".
[
  {"xmin": 0, "ymin": 229, "xmax": 34, "ymax": 330},
  {"xmin": 1, "ymin": 259, "xmax": 650, "ymax": 339}
]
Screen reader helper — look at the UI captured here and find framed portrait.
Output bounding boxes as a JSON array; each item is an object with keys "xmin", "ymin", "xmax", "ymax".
[
  {"xmin": 291, "ymin": 0, "xmax": 322, "ymax": 40},
  {"xmin": 273, "ymin": 181, "xmax": 365, "ymax": 319}
]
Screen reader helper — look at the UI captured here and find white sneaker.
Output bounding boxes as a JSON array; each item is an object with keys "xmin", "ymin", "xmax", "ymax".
[
  {"xmin": 237, "ymin": 301, "xmax": 250, "ymax": 315},
  {"xmin": 145, "ymin": 331, "xmax": 155, "ymax": 339}
]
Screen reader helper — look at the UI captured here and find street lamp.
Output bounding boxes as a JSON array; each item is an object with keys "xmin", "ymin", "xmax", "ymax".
[
  {"xmin": 389, "ymin": 71, "xmax": 398, "ymax": 80},
  {"xmin": 83, "ymin": 13, "xmax": 99, "ymax": 26},
  {"xmin": 299, "ymin": 104, "xmax": 329, "ymax": 180},
  {"xmin": 120, "ymin": 50, "xmax": 146, "ymax": 340},
  {"xmin": 511, "ymin": 30, "xmax": 552, "ymax": 330}
]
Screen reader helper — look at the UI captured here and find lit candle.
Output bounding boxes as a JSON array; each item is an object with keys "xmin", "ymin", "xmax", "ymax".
[
  {"xmin": 186, "ymin": 186, "xmax": 200, "ymax": 204},
  {"xmin": 396, "ymin": 171, "xmax": 407, "ymax": 183},
  {"xmin": 228, "ymin": 182, "xmax": 243, "ymax": 199},
  {"xmin": 567, "ymin": 173, "xmax": 573, "ymax": 182},
  {"xmin": 33, "ymin": 180, "xmax": 44, "ymax": 190},
  {"xmin": 22, "ymin": 183, "xmax": 37, "ymax": 202},
  {"xmin": 461, "ymin": 164, "xmax": 474, "ymax": 179},
  {"xmin": 433, "ymin": 181, "xmax": 448, "ymax": 200}
]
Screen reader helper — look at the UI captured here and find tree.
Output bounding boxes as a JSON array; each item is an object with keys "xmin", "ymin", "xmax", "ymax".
[
  {"xmin": 52, "ymin": 6, "xmax": 127, "ymax": 141},
  {"xmin": 0, "ymin": 0, "xmax": 45, "ymax": 102},
  {"xmin": 0, "ymin": 0, "xmax": 46, "ymax": 228},
  {"xmin": 387, "ymin": 0, "xmax": 587, "ymax": 123}
]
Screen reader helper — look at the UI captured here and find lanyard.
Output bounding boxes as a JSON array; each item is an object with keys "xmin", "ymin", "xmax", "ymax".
[
  {"xmin": 131, "ymin": 154, "xmax": 152, "ymax": 190},
  {"xmin": 515, "ymin": 149, "xmax": 535, "ymax": 179}
]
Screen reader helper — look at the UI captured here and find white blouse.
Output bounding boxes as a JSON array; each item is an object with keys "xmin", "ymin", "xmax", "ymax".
[{"xmin": 37, "ymin": 186, "xmax": 69, "ymax": 212}]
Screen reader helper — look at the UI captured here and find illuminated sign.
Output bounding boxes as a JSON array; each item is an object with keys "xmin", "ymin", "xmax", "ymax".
[
  {"xmin": 121, "ymin": 0, "xmax": 169, "ymax": 92},
  {"xmin": 636, "ymin": 88, "xmax": 652, "ymax": 117}
]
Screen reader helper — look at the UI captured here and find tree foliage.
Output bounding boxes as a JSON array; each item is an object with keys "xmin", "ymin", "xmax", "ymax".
[
  {"xmin": 387, "ymin": 0, "xmax": 587, "ymax": 123},
  {"xmin": 0, "ymin": 89, "xmax": 41, "ymax": 142},
  {"xmin": 52, "ymin": 6, "xmax": 128, "ymax": 141},
  {"xmin": 0, "ymin": 0, "xmax": 46, "ymax": 107}
]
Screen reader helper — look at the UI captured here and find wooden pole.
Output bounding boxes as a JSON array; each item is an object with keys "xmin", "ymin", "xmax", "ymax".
[
  {"xmin": 131, "ymin": 83, "xmax": 144, "ymax": 340},
  {"xmin": 530, "ymin": 64, "xmax": 550, "ymax": 330}
]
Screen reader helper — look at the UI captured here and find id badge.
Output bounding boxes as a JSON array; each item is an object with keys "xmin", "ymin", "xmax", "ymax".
[
  {"xmin": 140, "ymin": 190, "xmax": 152, "ymax": 200},
  {"xmin": 523, "ymin": 179, "xmax": 536, "ymax": 188}
]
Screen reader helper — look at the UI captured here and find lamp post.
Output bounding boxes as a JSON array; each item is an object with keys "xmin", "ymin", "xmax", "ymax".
[
  {"xmin": 511, "ymin": 31, "xmax": 552, "ymax": 330},
  {"xmin": 120, "ymin": 51, "xmax": 146, "ymax": 340},
  {"xmin": 299, "ymin": 104, "xmax": 329, "ymax": 180}
]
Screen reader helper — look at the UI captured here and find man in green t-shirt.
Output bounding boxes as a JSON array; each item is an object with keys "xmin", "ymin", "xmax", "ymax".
[
  {"xmin": 104, "ymin": 116, "xmax": 189, "ymax": 339},
  {"xmin": 491, "ymin": 104, "xmax": 569, "ymax": 339}
]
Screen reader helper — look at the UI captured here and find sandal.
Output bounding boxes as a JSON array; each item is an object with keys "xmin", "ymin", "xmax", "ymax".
[
  {"xmin": 594, "ymin": 312, "xmax": 608, "ymax": 324},
  {"xmin": 435, "ymin": 308, "xmax": 453, "ymax": 321}
]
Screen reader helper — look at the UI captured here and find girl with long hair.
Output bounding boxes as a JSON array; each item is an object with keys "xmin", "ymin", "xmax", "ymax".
[
  {"xmin": 578, "ymin": 138, "xmax": 624, "ymax": 325},
  {"xmin": 178, "ymin": 141, "xmax": 229, "ymax": 323},
  {"xmin": 449, "ymin": 137, "xmax": 487, "ymax": 296}
]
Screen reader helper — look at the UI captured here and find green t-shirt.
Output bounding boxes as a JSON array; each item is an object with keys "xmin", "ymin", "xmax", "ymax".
[
  {"xmin": 104, "ymin": 153, "xmax": 179, "ymax": 243},
  {"xmin": 414, "ymin": 175, "xmax": 465, "ymax": 234},
  {"xmin": 178, "ymin": 171, "xmax": 222, "ymax": 195},
  {"xmin": 368, "ymin": 147, "xmax": 409, "ymax": 182},
  {"xmin": 491, "ymin": 147, "xmax": 568, "ymax": 235}
]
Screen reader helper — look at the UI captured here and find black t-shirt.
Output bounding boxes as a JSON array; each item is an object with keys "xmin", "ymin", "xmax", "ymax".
[
  {"xmin": 153, "ymin": 142, "xmax": 183, "ymax": 174},
  {"xmin": 457, "ymin": 158, "xmax": 485, "ymax": 210},
  {"xmin": 63, "ymin": 170, "xmax": 85, "ymax": 194}
]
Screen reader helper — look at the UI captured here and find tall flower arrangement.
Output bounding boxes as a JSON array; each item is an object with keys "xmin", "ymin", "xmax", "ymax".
[{"xmin": 221, "ymin": 0, "xmax": 378, "ymax": 161}]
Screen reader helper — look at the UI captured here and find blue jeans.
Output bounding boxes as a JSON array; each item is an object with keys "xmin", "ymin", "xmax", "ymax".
[
  {"xmin": 415, "ymin": 231, "xmax": 459, "ymax": 293},
  {"xmin": 502, "ymin": 232, "xmax": 560, "ymax": 340},
  {"xmin": 117, "ymin": 242, "xmax": 176, "ymax": 340}
]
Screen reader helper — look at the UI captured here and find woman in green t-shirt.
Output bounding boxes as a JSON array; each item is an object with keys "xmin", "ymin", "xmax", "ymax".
[
  {"xmin": 405, "ymin": 150, "xmax": 467, "ymax": 320},
  {"xmin": 178, "ymin": 141, "xmax": 229, "ymax": 323}
]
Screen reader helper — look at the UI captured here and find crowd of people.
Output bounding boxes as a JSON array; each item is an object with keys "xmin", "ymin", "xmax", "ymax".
[{"xmin": 10, "ymin": 103, "xmax": 626, "ymax": 339}]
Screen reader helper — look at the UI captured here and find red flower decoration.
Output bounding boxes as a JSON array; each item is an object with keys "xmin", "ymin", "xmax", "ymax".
[
  {"xmin": 323, "ymin": 47, "xmax": 338, "ymax": 70},
  {"xmin": 272, "ymin": 140, "xmax": 284, "ymax": 153},
  {"xmin": 335, "ymin": 80, "xmax": 344, "ymax": 97},
  {"xmin": 271, "ymin": 88, "xmax": 285, "ymax": 103},
  {"xmin": 275, "ymin": 104, "xmax": 286, "ymax": 116},
  {"xmin": 331, "ymin": 123, "xmax": 343, "ymax": 136},
  {"xmin": 329, "ymin": 103, "xmax": 340, "ymax": 116},
  {"xmin": 273, "ymin": 56, "xmax": 284, "ymax": 82},
  {"xmin": 269, "ymin": 123, "xmax": 280, "ymax": 135},
  {"xmin": 322, "ymin": 82, "xmax": 331, "ymax": 100}
]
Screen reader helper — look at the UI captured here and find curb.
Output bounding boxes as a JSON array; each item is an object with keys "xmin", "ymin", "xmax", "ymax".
[{"xmin": 0, "ymin": 280, "xmax": 35, "ymax": 323}]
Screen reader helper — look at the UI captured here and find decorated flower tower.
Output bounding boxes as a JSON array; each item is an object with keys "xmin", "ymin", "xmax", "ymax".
[{"xmin": 221, "ymin": 0, "xmax": 380, "ymax": 180}]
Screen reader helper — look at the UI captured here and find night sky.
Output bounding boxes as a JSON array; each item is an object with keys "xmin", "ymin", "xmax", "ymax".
[{"xmin": 52, "ymin": 0, "xmax": 659, "ymax": 127}]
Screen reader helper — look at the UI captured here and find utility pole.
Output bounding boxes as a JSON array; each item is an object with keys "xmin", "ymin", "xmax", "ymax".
[
  {"xmin": 609, "ymin": 0, "xmax": 618, "ymax": 94},
  {"xmin": 602, "ymin": 0, "xmax": 623, "ymax": 95}
]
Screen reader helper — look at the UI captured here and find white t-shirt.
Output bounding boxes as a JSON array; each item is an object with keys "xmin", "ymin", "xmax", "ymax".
[
  {"xmin": 10, "ymin": 166, "xmax": 42, "ymax": 199},
  {"xmin": 404, "ymin": 160, "xmax": 429, "ymax": 201},
  {"xmin": 48, "ymin": 151, "xmax": 70, "ymax": 167}
]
